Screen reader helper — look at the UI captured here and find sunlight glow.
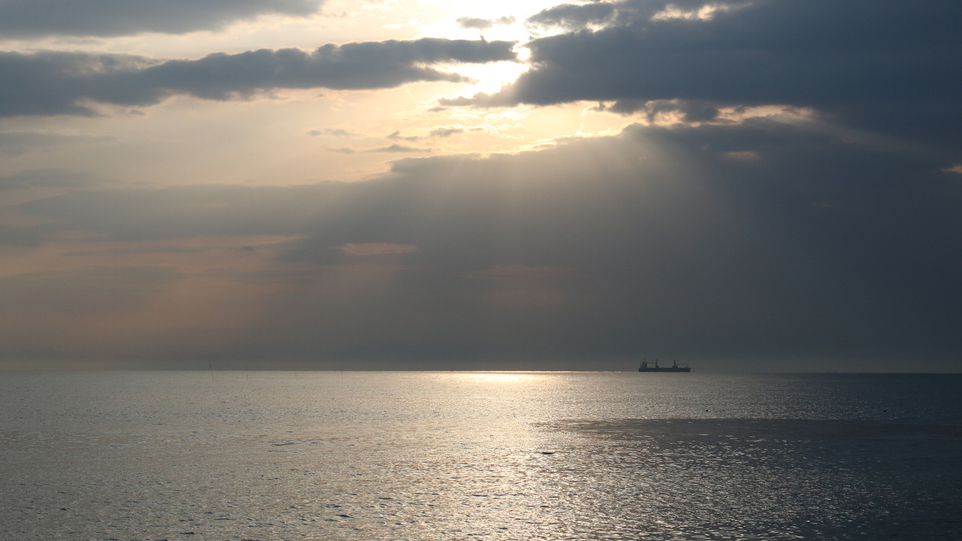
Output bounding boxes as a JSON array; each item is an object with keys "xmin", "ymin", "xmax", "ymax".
[
  {"xmin": 451, "ymin": 60, "xmax": 530, "ymax": 95},
  {"xmin": 943, "ymin": 164, "xmax": 962, "ymax": 174},
  {"xmin": 514, "ymin": 45, "xmax": 531, "ymax": 62},
  {"xmin": 461, "ymin": 372, "xmax": 541, "ymax": 383},
  {"xmin": 651, "ymin": 3, "xmax": 750, "ymax": 22}
]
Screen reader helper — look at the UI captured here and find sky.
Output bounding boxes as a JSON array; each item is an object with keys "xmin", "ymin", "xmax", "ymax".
[{"xmin": 1, "ymin": 0, "xmax": 960, "ymax": 371}]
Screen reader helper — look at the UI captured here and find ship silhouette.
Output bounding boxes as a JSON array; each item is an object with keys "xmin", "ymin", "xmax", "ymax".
[{"xmin": 638, "ymin": 359, "xmax": 691, "ymax": 372}]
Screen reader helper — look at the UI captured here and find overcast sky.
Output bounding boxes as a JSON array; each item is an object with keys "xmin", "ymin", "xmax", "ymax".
[{"xmin": 1, "ymin": 0, "xmax": 960, "ymax": 371}]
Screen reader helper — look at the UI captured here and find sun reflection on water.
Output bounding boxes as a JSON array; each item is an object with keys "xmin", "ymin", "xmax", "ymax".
[
  {"xmin": 4, "ymin": 372, "xmax": 960, "ymax": 540},
  {"xmin": 459, "ymin": 371, "xmax": 546, "ymax": 383}
]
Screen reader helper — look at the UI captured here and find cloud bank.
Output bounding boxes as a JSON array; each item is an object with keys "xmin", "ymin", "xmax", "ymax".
[
  {"xmin": 8, "ymin": 118, "xmax": 962, "ymax": 366},
  {"xmin": 446, "ymin": 0, "xmax": 962, "ymax": 145},
  {"xmin": 0, "ymin": 38, "xmax": 517, "ymax": 117},
  {"xmin": 0, "ymin": 0, "xmax": 326, "ymax": 37}
]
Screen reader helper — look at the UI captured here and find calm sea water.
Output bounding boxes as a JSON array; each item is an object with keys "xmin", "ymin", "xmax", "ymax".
[{"xmin": 1, "ymin": 371, "xmax": 960, "ymax": 540}]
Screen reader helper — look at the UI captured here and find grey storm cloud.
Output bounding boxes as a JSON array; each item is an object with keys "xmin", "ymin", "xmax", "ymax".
[
  {"xmin": 447, "ymin": 0, "xmax": 962, "ymax": 145},
  {"xmin": 0, "ymin": 38, "xmax": 517, "ymax": 117},
  {"xmin": 0, "ymin": 0, "xmax": 325, "ymax": 38},
  {"xmin": 16, "ymin": 119, "xmax": 962, "ymax": 363}
]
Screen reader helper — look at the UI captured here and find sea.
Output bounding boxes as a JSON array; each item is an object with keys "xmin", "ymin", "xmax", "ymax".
[{"xmin": 1, "ymin": 371, "xmax": 960, "ymax": 541}]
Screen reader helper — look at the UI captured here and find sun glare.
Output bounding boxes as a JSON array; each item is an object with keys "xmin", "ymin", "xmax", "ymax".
[
  {"xmin": 453, "ymin": 60, "xmax": 530, "ymax": 94},
  {"xmin": 461, "ymin": 372, "xmax": 539, "ymax": 384}
]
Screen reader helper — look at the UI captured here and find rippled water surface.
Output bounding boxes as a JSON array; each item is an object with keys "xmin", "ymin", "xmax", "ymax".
[{"xmin": 2, "ymin": 371, "xmax": 961, "ymax": 540}]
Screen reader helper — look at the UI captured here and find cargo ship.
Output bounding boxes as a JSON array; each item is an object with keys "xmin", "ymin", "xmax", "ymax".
[{"xmin": 638, "ymin": 359, "xmax": 691, "ymax": 372}]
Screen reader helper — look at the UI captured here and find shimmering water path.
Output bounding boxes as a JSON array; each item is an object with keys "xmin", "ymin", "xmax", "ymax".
[{"xmin": 2, "ymin": 372, "xmax": 960, "ymax": 540}]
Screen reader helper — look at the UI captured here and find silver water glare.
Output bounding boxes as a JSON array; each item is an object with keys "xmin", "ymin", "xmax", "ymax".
[{"xmin": 2, "ymin": 372, "xmax": 961, "ymax": 540}]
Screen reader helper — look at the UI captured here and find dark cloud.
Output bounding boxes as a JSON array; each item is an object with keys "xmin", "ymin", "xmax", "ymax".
[
  {"xmin": 457, "ymin": 17, "xmax": 494, "ymax": 31},
  {"xmin": 15, "ymin": 119, "xmax": 962, "ymax": 366},
  {"xmin": 0, "ymin": 51, "xmax": 156, "ymax": 117},
  {"xmin": 0, "ymin": 0, "xmax": 325, "ymax": 38},
  {"xmin": 448, "ymin": 0, "xmax": 962, "ymax": 146},
  {"xmin": 591, "ymin": 99, "xmax": 721, "ymax": 123},
  {"xmin": 524, "ymin": 2, "xmax": 616, "ymax": 32},
  {"xmin": 0, "ymin": 38, "xmax": 517, "ymax": 117},
  {"xmin": 456, "ymin": 15, "xmax": 517, "ymax": 31}
]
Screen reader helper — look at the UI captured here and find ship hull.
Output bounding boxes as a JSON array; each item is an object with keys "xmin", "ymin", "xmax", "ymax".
[{"xmin": 638, "ymin": 367, "xmax": 691, "ymax": 372}]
